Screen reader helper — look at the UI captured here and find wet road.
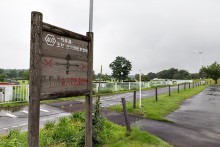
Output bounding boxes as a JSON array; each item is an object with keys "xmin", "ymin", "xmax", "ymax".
[
  {"xmin": 166, "ymin": 85, "xmax": 220, "ymax": 134},
  {"xmin": 104, "ymin": 85, "xmax": 220, "ymax": 146},
  {"xmin": 0, "ymin": 104, "xmax": 70, "ymax": 134},
  {"xmin": 1, "ymin": 84, "xmax": 219, "ymax": 146},
  {"xmin": 0, "ymin": 85, "xmax": 182, "ymax": 134}
]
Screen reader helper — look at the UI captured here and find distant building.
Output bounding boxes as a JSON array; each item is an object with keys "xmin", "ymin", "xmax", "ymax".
[{"xmin": 0, "ymin": 83, "xmax": 17, "ymax": 102}]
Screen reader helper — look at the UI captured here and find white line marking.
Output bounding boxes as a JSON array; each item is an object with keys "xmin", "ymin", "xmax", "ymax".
[
  {"xmin": 19, "ymin": 123, "xmax": 28, "ymax": 126},
  {"xmin": 40, "ymin": 109, "xmax": 49, "ymax": 113},
  {"xmin": 11, "ymin": 126, "xmax": 17, "ymax": 128},
  {"xmin": 21, "ymin": 110, "xmax": 28, "ymax": 114},
  {"xmin": 5, "ymin": 113, "xmax": 17, "ymax": 118},
  {"xmin": 104, "ymin": 97, "xmax": 118, "ymax": 101},
  {"xmin": 3, "ymin": 128, "xmax": 8, "ymax": 130}
]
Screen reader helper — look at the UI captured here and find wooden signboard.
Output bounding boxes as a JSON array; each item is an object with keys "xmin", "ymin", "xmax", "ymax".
[
  {"xmin": 28, "ymin": 11, "xmax": 93, "ymax": 147},
  {"xmin": 41, "ymin": 29, "xmax": 89, "ymax": 99}
]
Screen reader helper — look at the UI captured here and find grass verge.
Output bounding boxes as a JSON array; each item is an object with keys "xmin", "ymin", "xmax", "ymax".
[
  {"xmin": 110, "ymin": 85, "xmax": 207, "ymax": 121},
  {"xmin": 0, "ymin": 112, "xmax": 170, "ymax": 147}
]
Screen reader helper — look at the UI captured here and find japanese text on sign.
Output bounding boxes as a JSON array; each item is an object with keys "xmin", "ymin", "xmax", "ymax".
[{"xmin": 45, "ymin": 34, "xmax": 88, "ymax": 53}]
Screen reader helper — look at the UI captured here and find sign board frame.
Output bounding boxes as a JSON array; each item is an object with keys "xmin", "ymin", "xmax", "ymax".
[{"xmin": 28, "ymin": 11, "xmax": 93, "ymax": 147}]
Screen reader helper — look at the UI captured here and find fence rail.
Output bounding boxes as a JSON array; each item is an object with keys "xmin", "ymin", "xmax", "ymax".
[
  {"xmin": 0, "ymin": 85, "xmax": 29, "ymax": 104},
  {"xmin": 0, "ymin": 79, "xmax": 193, "ymax": 104},
  {"xmin": 92, "ymin": 80, "xmax": 193, "ymax": 93}
]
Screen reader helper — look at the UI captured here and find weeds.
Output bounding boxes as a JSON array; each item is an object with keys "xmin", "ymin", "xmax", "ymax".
[{"xmin": 0, "ymin": 112, "xmax": 170, "ymax": 147}]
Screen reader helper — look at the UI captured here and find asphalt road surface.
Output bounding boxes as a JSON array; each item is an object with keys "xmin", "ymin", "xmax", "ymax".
[
  {"xmin": 166, "ymin": 85, "xmax": 220, "ymax": 134},
  {"xmin": 103, "ymin": 85, "xmax": 220, "ymax": 146},
  {"xmin": 3, "ymin": 84, "xmax": 219, "ymax": 147},
  {"xmin": 0, "ymin": 104, "xmax": 70, "ymax": 134},
  {"xmin": 0, "ymin": 85, "xmax": 181, "ymax": 134}
]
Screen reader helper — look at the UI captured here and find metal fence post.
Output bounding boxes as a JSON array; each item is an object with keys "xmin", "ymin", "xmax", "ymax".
[
  {"xmin": 133, "ymin": 91, "xmax": 136, "ymax": 108},
  {"xmin": 169, "ymin": 85, "xmax": 171, "ymax": 96},
  {"xmin": 155, "ymin": 87, "xmax": 158, "ymax": 101}
]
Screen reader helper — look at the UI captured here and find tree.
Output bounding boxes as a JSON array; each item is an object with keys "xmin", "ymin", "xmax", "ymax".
[
  {"xmin": 0, "ymin": 73, "xmax": 7, "ymax": 82},
  {"xmin": 173, "ymin": 69, "xmax": 190, "ymax": 79},
  {"xmin": 135, "ymin": 74, "xmax": 149, "ymax": 81},
  {"xmin": 22, "ymin": 70, "xmax": 29, "ymax": 80},
  {"xmin": 199, "ymin": 68, "xmax": 208, "ymax": 79},
  {"xmin": 147, "ymin": 72, "xmax": 157, "ymax": 80},
  {"xmin": 6, "ymin": 69, "xmax": 17, "ymax": 79},
  {"xmin": 201, "ymin": 62, "xmax": 220, "ymax": 84},
  {"xmin": 189, "ymin": 73, "xmax": 200, "ymax": 79},
  {"xmin": 0, "ymin": 68, "xmax": 4, "ymax": 74},
  {"xmin": 109, "ymin": 56, "xmax": 132, "ymax": 82},
  {"xmin": 96, "ymin": 73, "xmax": 111, "ymax": 81},
  {"xmin": 157, "ymin": 68, "xmax": 178, "ymax": 79},
  {"xmin": 102, "ymin": 74, "xmax": 111, "ymax": 81}
]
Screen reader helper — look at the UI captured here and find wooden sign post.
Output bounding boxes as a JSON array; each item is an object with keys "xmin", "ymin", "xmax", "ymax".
[{"xmin": 28, "ymin": 11, "xmax": 93, "ymax": 147}]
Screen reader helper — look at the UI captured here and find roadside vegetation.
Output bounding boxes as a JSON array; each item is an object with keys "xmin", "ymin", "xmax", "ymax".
[
  {"xmin": 110, "ymin": 85, "xmax": 207, "ymax": 121},
  {"xmin": 0, "ymin": 112, "xmax": 170, "ymax": 147},
  {"xmin": 201, "ymin": 62, "xmax": 220, "ymax": 84}
]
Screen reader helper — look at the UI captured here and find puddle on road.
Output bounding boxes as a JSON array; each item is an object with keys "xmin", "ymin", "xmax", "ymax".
[
  {"xmin": 207, "ymin": 86, "xmax": 220, "ymax": 96},
  {"xmin": 207, "ymin": 93, "xmax": 220, "ymax": 96},
  {"xmin": 209, "ymin": 87, "xmax": 220, "ymax": 92}
]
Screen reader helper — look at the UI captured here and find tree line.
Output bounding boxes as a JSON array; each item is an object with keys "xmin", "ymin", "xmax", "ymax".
[
  {"xmin": 136, "ymin": 68, "xmax": 207, "ymax": 81},
  {"xmin": 0, "ymin": 69, "xmax": 29, "ymax": 82},
  {"xmin": 1, "ymin": 57, "xmax": 220, "ymax": 84},
  {"xmin": 96, "ymin": 56, "xmax": 220, "ymax": 83}
]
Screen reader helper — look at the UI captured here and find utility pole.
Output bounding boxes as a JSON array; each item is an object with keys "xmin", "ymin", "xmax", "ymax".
[
  {"xmin": 139, "ymin": 71, "xmax": 142, "ymax": 108},
  {"xmin": 89, "ymin": 0, "xmax": 94, "ymax": 32},
  {"xmin": 194, "ymin": 50, "xmax": 203, "ymax": 69}
]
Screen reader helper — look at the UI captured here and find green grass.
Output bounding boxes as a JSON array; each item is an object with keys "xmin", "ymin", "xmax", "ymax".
[
  {"xmin": 101, "ymin": 122, "xmax": 170, "ymax": 147},
  {"xmin": 0, "ymin": 112, "xmax": 170, "ymax": 147},
  {"xmin": 17, "ymin": 80, "xmax": 29, "ymax": 85},
  {"xmin": 110, "ymin": 85, "xmax": 207, "ymax": 121}
]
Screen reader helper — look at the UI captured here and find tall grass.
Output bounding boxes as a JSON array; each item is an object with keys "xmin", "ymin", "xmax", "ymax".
[{"xmin": 0, "ymin": 112, "xmax": 170, "ymax": 147}]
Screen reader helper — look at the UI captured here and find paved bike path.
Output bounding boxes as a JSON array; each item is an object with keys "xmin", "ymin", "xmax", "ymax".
[{"xmin": 103, "ymin": 86, "xmax": 220, "ymax": 147}]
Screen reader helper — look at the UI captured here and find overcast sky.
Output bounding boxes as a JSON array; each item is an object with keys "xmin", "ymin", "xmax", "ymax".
[{"xmin": 0, "ymin": 0, "xmax": 220, "ymax": 75}]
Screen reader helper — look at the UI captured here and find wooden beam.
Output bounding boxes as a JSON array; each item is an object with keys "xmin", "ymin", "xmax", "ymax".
[
  {"xmin": 28, "ymin": 11, "xmax": 43, "ymax": 147},
  {"xmin": 43, "ymin": 22, "xmax": 90, "ymax": 42},
  {"xmin": 85, "ymin": 32, "xmax": 93, "ymax": 147}
]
